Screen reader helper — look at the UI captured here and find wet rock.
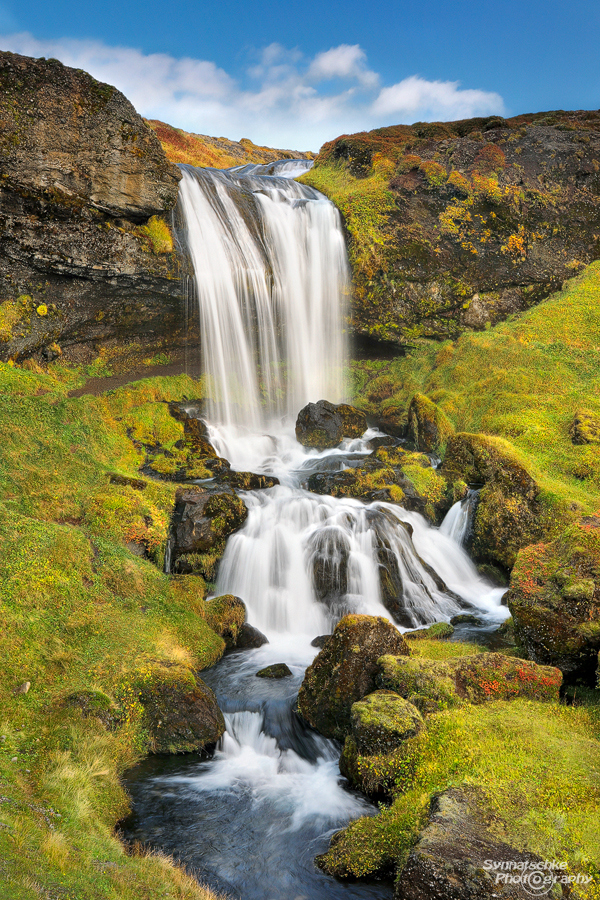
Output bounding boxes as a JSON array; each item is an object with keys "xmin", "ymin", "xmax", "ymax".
[
  {"xmin": 169, "ymin": 486, "xmax": 248, "ymax": 579},
  {"xmin": 507, "ymin": 515, "xmax": 600, "ymax": 681},
  {"xmin": 295, "ymin": 400, "xmax": 367, "ymax": 449},
  {"xmin": 204, "ymin": 595, "xmax": 246, "ymax": 649},
  {"xmin": 377, "ymin": 652, "xmax": 562, "ymax": 714},
  {"xmin": 256, "ymin": 663, "xmax": 293, "ymax": 679},
  {"xmin": 297, "ymin": 614, "xmax": 410, "ymax": 740},
  {"xmin": 0, "ymin": 51, "xmax": 184, "ymax": 363},
  {"xmin": 450, "ymin": 614, "xmax": 484, "ymax": 626},
  {"xmin": 136, "ymin": 663, "xmax": 225, "ymax": 754},
  {"xmin": 395, "ymin": 787, "xmax": 563, "ymax": 900},
  {"xmin": 167, "ymin": 402, "xmax": 217, "ymax": 457},
  {"xmin": 440, "ymin": 433, "xmax": 546, "ymax": 569},
  {"xmin": 406, "ymin": 394, "xmax": 454, "ymax": 455},
  {"xmin": 236, "ymin": 623, "xmax": 269, "ymax": 650},
  {"xmin": 569, "ymin": 410, "xmax": 600, "ymax": 445},
  {"xmin": 308, "ymin": 525, "xmax": 350, "ymax": 606},
  {"xmin": 311, "ymin": 634, "xmax": 331, "ymax": 648}
]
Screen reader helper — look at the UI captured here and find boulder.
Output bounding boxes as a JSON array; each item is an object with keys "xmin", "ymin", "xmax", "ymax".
[
  {"xmin": 204, "ymin": 595, "xmax": 246, "ymax": 649},
  {"xmin": 507, "ymin": 516, "xmax": 600, "ymax": 680},
  {"xmin": 297, "ymin": 614, "xmax": 409, "ymax": 740},
  {"xmin": 295, "ymin": 400, "xmax": 367, "ymax": 449},
  {"xmin": 569, "ymin": 410, "xmax": 600, "ymax": 445},
  {"xmin": 168, "ymin": 486, "xmax": 248, "ymax": 579},
  {"xmin": 377, "ymin": 652, "xmax": 562, "ymax": 713},
  {"xmin": 136, "ymin": 663, "xmax": 225, "ymax": 754},
  {"xmin": 395, "ymin": 787, "xmax": 565, "ymax": 900},
  {"xmin": 236, "ymin": 623, "xmax": 269, "ymax": 650},
  {"xmin": 440, "ymin": 433, "xmax": 546, "ymax": 569},
  {"xmin": 256, "ymin": 664, "xmax": 293, "ymax": 678},
  {"xmin": 405, "ymin": 622, "xmax": 455, "ymax": 641},
  {"xmin": 406, "ymin": 394, "xmax": 454, "ymax": 455}
]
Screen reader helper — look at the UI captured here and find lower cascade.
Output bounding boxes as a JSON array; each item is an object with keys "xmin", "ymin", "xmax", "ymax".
[{"xmin": 122, "ymin": 160, "xmax": 508, "ymax": 899}]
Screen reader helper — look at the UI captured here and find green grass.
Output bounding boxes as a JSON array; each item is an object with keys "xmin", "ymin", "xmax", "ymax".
[
  {"xmin": 0, "ymin": 361, "xmax": 222, "ymax": 899},
  {"xmin": 320, "ymin": 698, "xmax": 600, "ymax": 895},
  {"xmin": 351, "ymin": 262, "xmax": 600, "ymax": 516}
]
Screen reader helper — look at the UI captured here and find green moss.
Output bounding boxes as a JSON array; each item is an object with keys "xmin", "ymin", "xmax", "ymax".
[{"xmin": 138, "ymin": 216, "xmax": 174, "ymax": 254}]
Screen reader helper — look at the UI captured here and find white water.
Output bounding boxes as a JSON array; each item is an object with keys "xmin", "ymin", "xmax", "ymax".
[
  {"xmin": 146, "ymin": 161, "xmax": 509, "ymax": 898},
  {"xmin": 439, "ymin": 489, "xmax": 479, "ymax": 546}
]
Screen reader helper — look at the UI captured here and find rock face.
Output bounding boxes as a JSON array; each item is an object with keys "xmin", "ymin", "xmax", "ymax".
[
  {"xmin": 295, "ymin": 400, "xmax": 367, "ymax": 449},
  {"xmin": 507, "ymin": 516, "xmax": 600, "ymax": 680},
  {"xmin": 297, "ymin": 614, "xmax": 409, "ymax": 740},
  {"xmin": 304, "ymin": 110, "xmax": 600, "ymax": 347},
  {"xmin": 0, "ymin": 51, "xmax": 185, "ymax": 362},
  {"xmin": 440, "ymin": 433, "xmax": 546, "ymax": 569},
  {"xmin": 395, "ymin": 788, "xmax": 564, "ymax": 900},
  {"xmin": 137, "ymin": 663, "xmax": 225, "ymax": 754},
  {"xmin": 168, "ymin": 486, "xmax": 248, "ymax": 579}
]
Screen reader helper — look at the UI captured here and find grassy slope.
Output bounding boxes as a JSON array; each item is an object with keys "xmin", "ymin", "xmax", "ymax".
[
  {"xmin": 0, "ymin": 362, "xmax": 223, "ymax": 899},
  {"xmin": 350, "ymin": 261, "xmax": 600, "ymax": 517},
  {"xmin": 146, "ymin": 118, "xmax": 313, "ymax": 169}
]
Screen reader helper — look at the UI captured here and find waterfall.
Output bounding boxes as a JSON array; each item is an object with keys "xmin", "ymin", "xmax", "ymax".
[
  {"xmin": 439, "ymin": 488, "xmax": 480, "ymax": 547},
  {"xmin": 127, "ymin": 160, "xmax": 510, "ymax": 900},
  {"xmin": 177, "ymin": 160, "xmax": 348, "ymax": 433}
]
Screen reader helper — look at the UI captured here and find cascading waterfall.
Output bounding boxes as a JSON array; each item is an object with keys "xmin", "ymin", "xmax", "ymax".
[{"xmin": 123, "ymin": 161, "xmax": 508, "ymax": 900}]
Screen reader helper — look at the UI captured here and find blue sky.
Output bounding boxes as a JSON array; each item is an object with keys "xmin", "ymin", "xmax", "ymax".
[{"xmin": 0, "ymin": 0, "xmax": 598, "ymax": 150}]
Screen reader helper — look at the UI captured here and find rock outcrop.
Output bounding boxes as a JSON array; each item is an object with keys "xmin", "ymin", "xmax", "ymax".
[
  {"xmin": 0, "ymin": 50, "xmax": 185, "ymax": 362},
  {"xmin": 303, "ymin": 110, "xmax": 600, "ymax": 346},
  {"xmin": 297, "ymin": 614, "xmax": 409, "ymax": 740},
  {"xmin": 507, "ymin": 515, "xmax": 600, "ymax": 681}
]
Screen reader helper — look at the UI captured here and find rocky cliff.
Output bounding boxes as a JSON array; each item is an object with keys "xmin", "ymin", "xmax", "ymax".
[
  {"xmin": 302, "ymin": 109, "xmax": 600, "ymax": 345},
  {"xmin": 0, "ymin": 51, "xmax": 185, "ymax": 362}
]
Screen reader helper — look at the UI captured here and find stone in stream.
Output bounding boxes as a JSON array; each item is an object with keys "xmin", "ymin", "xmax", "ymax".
[
  {"xmin": 235, "ymin": 623, "xmax": 269, "ymax": 650},
  {"xmin": 298, "ymin": 614, "xmax": 410, "ymax": 741},
  {"xmin": 310, "ymin": 634, "xmax": 331, "ymax": 649},
  {"xmin": 255, "ymin": 664, "xmax": 293, "ymax": 679},
  {"xmin": 168, "ymin": 486, "xmax": 248, "ymax": 579},
  {"xmin": 451, "ymin": 614, "xmax": 484, "ymax": 626},
  {"xmin": 295, "ymin": 400, "xmax": 367, "ymax": 450}
]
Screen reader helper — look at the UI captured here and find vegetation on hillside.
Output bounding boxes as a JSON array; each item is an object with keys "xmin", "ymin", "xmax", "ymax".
[{"xmin": 0, "ymin": 362, "xmax": 223, "ymax": 899}]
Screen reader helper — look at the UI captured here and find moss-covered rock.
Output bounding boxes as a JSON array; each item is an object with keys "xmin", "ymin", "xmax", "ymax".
[
  {"xmin": 256, "ymin": 663, "xmax": 293, "ymax": 678},
  {"xmin": 406, "ymin": 622, "xmax": 455, "ymax": 641},
  {"xmin": 569, "ymin": 410, "xmax": 600, "ymax": 445},
  {"xmin": 349, "ymin": 690, "xmax": 424, "ymax": 756},
  {"xmin": 295, "ymin": 399, "xmax": 367, "ymax": 449},
  {"xmin": 135, "ymin": 662, "xmax": 225, "ymax": 754},
  {"xmin": 507, "ymin": 516, "xmax": 600, "ymax": 680},
  {"xmin": 377, "ymin": 652, "xmax": 562, "ymax": 712},
  {"xmin": 440, "ymin": 433, "xmax": 550, "ymax": 568},
  {"xmin": 297, "ymin": 614, "xmax": 410, "ymax": 740},
  {"xmin": 168, "ymin": 485, "xmax": 248, "ymax": 578},
  {"xmin": 204, "ymin": 594, "xmax": 246, "ymax": 649},
  {"xmin": 406, "ymin": 394, "xmax": 454, "ymax": 455}
]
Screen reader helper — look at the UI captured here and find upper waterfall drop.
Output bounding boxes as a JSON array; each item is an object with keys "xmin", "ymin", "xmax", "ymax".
[{"xmin": 177, "ymin": 160, "xmax": 349, "ymax": 432}]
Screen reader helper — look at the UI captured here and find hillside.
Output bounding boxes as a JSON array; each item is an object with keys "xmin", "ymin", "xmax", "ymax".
[{"xmin": 145, "ymin": 119, "xmax": 314, "ymax": 169}]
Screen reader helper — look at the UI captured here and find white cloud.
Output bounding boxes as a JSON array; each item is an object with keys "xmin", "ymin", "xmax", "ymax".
[{"xmin": 0, "ymin": 33, "xmax": 505, "ymax": 150}]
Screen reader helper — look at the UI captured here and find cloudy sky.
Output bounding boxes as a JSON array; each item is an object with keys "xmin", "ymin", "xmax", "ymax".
[{"xmin": 0, "ymin": 0, "xmax": 598, "ymax": 151}]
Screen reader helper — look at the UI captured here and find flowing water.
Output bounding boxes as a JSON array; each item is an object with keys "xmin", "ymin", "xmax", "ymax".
[{"xmin": 122, "ymin": 161, "xmax": 509, "ymax": 899}]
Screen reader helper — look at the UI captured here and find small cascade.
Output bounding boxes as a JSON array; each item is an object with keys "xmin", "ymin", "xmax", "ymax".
[{"xmin": 439, "ymin": 488, "xmax": 480, "ymax": 546}]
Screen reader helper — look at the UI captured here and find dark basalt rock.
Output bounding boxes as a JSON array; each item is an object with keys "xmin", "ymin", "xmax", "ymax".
[
  {"xmin": 236, "ymin": 623, "xmax": 269, "ymax": 650},
  {"xmin": 310, "ymin": 634, "xmax": 331, "ymax": 648},
  {"xmin": 255, "ymin": 663, "xmax": 293, "ymax": 678},
  {"xmin": 297, "ymin": 613, "xmax": 410, "ymax": 740},
  {"xmin": 395, "ymin": 788, "xmax": 566, "ymax": 900},
  {"xmin": 0, "ymin": 50, "xmax": 185, "ymax": 363},
  {"xmin": 168, "ymin": 486, "xmax": 248, "ymax": 579},
  {"xmin": 295, "ymin": 399, "xmax": 367, "ymax": 450},
  {"xmin": 406, "ymin": 394, "xmax": 454, "ymax": 455},
  {"xmin": 204, "ymin": 595, "xmax": 247, "ymax": 650}
]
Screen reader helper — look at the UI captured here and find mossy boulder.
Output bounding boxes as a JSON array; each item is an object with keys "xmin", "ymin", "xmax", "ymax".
[
  {"xmin": 406, "ymin": 622, "xmax": 455, "ymax": 641},
  {"xmin": 569, "ymin": 410, "xmax": 600, "ymax": 445},
  {"xmin": 204, "ymin": 594, "xmax": 246, "ymax": 649},
  {"xmin": 340, "ymin": 691, "xmax": 424, "ymax": 797},
  {"xmin": 440, "ymin": 433, "xmax": 548, "ymax": 568},
  {"xmin": 396, "ymin": 787, "xmax": 560, "ymax": 900},
  {"xmin": 135, "ymin": 662, "xmax": 225, "ymax": 754},
  {"xmin": 297, "ymin": 614, "xmax": 410, "ymax": 740},
  {"xmin": 169, "ymin": 485, "xmax": 248, "ymax": 578},
  {"xmin": 256, "ymin": 663, "xmax": 293, "ymax": 678},
  {"xmin": 295, "ymin": 399, "xmax": 367, "ymax": 449},
  {"xmin": 377, "ymin": 652, "xmax": 561, "ymax": 713},
  {"xmin": 406, "ymin": 394, "xmax": 454, "ymax": 456},
  {"xmin": 507, "ymin": 516, "xmax": 600, "ymax": 680}
]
